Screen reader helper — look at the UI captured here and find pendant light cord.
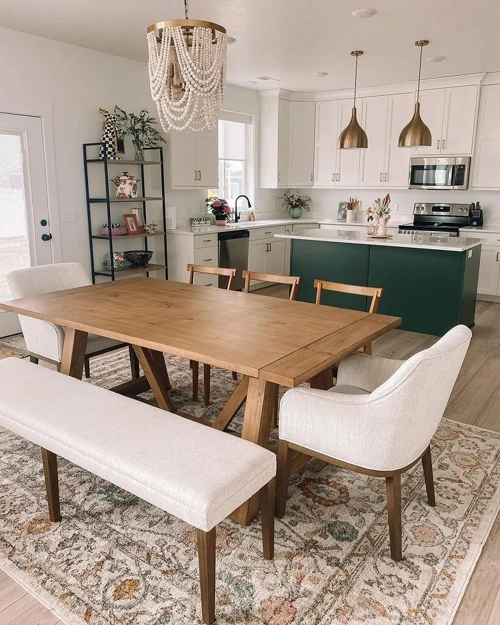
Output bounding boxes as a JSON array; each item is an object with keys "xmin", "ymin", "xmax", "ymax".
[
  {"xmin": 416, "ymin": 43, "xmax": 423, "ymax": 104},
  {"xmin": 184, "ymin": 0, "xmax": 189, "ymax": 19},
  {"xmin": 353, "ymin": 54, "xmax": 358, "ymax": 109}
]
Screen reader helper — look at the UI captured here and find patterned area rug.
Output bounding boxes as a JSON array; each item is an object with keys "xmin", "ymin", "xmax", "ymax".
[
  {"xmin": 0, "ymin": 334, "xmax": 28, "ymax": 359},
  {"xmin": 1, "ymin": 345, "xmax": 500, "ymax": 625}
]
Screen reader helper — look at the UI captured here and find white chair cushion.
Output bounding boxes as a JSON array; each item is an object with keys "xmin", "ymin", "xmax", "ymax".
[
  {"xmin": 329, "ymin": 384, "xmax": 369, "ymax": 396},
  {"xmin": 0, "ymin": 358, "xmax": 276, "ymax": 532}
]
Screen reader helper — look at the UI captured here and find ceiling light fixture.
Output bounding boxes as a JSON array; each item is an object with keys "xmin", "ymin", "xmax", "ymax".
[
  {"xmin": 244, "ymin": 80, "xmax": 258, "ymax": 86},
  {"xmin": 399, "ymin": 40, "xmax": 432, "ymax": 147},
  {"xmin": 147, "ymin": 0, "xmax": 227, "ymax": 132},
  {"xmin": 427, "ymin": 55, "xmax": 446, "ymax": 63},
  {"xmin": 339, "ymin": 51, "xmax": 368, "ymax": 149},
  {"xmin": 352, "ymin": 8, "xmax": 377, "ymax": 19},
  {"xmin": 227, "ymin": 36, "xmax": 236, "ymax": 45},
  {"xmin": 314, "ymin": 72, "xmax": 329, "ymax": 77}
]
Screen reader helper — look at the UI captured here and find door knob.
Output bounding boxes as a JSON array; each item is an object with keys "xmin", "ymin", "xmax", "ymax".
[{"xmin": 41, "ymin": 233, "xmax": 53, "ymax": 241}]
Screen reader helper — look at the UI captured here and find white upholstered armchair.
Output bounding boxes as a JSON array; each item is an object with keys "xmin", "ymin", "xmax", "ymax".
[
  {"xmin": 6, "ymin": 263, "xmax": 138, "ymax": 379},
  {"xmin": 276, "ymin": 324, "xmax": 472, "ymax": 561}
]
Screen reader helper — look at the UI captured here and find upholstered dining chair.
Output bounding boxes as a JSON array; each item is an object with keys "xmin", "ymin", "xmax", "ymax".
[
  {"xmin": 6, "ymin": 263, "xmax": 139, "ymax": 379},
  {"xmin": 187, "ymin": 264, "xmax": 237, "ymax": 406},
  {"xmin": 314, "ymin": 279, "xmax": 383, "ymax": 354},
  {"xmin": 276, "ymin": 325, "xmax": 472, "ymax": 561}
]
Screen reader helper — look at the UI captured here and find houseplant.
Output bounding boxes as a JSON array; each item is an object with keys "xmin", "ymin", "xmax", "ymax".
[
  {"xmin": 366, "ymin": 194, "xmax": 391, "ymax": 236},
  {"xmin": 278, "ymin": 189, "xmax": 311, "ymax": 219},
  {"xmin": 113, "ymin": 106, "xmax": 165, "ymax": 161},
  {"xmin": 206, "ymin": 196, "xmax": 231, "ymax": 225}
]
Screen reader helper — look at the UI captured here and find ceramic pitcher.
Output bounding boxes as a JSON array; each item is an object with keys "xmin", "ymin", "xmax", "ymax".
[{"xmin": 111, "ymin": 172, "xmax": 139, "ymax": 199}]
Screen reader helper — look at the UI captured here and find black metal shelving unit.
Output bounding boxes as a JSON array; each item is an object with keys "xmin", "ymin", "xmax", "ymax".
[{"xmin": 83, "ymin": 143, "xmax": 168, "ymax": 283}]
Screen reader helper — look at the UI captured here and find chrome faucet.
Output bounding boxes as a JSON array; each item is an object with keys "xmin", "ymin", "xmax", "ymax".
[{"xmin": 234, "ymin": 195, "xmax": 252, "ymax": 223}]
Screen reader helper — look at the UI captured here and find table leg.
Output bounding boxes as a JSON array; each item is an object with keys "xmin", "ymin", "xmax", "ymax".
[
  {"xmin": 133, "ymin": 346, "xmax": 175, "ymax": 413},
  {"xmin": 310, "ymin": 367, "xmax": 334, "ymax": 390},
  {"xmin": 60, "ymin": 328, "xmax": 88, "ymax": 379},
  {"xmin": 212, "ymin": 376, "xmax": 249, "ymax": 431},
  {"xmin": 231, "ymin": 378, "xmax": 278, "ymax": 525}
]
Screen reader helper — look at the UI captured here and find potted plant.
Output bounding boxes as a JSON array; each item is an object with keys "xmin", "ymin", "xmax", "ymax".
[
  {"xmin": 113, "ymin": 106, "xmax": 165, "ymax": 161},
  {"xmin": 278, "ymin": 189, "xmax": 311, "ymax": 219},
  {"xmin": 206, "ymin": 196, "xmax": 231, "ymax": 225},
  {"xmin": 366, "ymin": 194, "xmax": 391, "ymax": 236}
]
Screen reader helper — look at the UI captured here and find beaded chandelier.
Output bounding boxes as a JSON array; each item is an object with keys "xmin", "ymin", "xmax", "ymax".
[{"xmin": 147, "ymin": 0, "xmax": 227, "ymax": 132}]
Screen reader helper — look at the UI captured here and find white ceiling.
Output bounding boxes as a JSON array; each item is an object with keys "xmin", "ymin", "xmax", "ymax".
[{"xmin": 1, "ymin": 0, "xmax": 499, "ymax": 92}]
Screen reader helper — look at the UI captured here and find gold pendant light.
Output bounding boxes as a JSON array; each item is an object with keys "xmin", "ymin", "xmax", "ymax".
[
  {"xmin": 339, "ymin": 51, "xmax": 368, "ymax": 149},
  {"xmin": 399, "ymin": 40, "xmax": 432, "ymax": 147}
]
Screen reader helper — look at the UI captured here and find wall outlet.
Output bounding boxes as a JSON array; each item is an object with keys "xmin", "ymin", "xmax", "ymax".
[
  {"xmin": 62, "ymin": 213, "xmax": 77, "ymax": 223},
  {"xmin": 393, "ymin": 202, "xmax": 399, "ymax": 212}
]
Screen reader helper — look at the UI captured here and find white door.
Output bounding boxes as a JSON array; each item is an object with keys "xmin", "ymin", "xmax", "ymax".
[
  {"xmin": 0, "ymin": 113, "xmax": 53, "ymax": 337},
  {"xmin": 441, "ymin": 85, "xmax": 478, "ymax": 155},
  {"xmin": 410, "ymin": 88, "xmax": 446, "ymax": 156},
  {"xmin": 288, "ymin": 102, "xmax": 315, "ymax": 186},
  {"xmin": 477, "ymin": 246, "xmax": 500, "ymax": 296},
  {"xmin": 314, "ymin": 100, "xmax": 339, "ymax": 187},
  {"xmin": 359, "ymin": 95, "xmax": 388, "ymax": 187},
  {"xmin": 336, "ymin": 99, "xmax": 362, "ymax": 186}
]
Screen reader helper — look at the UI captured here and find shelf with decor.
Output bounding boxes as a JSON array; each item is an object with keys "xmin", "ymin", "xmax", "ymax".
[{"xmin": 83, "ymin": 142, "xmax": 168, "ymax": 283}]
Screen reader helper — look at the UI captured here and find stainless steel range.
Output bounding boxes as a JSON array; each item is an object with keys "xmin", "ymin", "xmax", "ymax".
[{"xmin": 398, "ymin": 203, "xmax": 473, "ymax": 237}]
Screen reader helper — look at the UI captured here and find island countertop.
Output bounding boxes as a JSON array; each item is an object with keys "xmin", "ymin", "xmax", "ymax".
[{"xmin": 275, "ymin": 228, "xmax": 482, "ymax": 253}]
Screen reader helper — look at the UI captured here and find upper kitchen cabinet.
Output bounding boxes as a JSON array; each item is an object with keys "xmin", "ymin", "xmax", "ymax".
[
  {"xmin": 411, "ymin": 85, "xmax": 479, "ymax": 156},
  {"xmin": 288, "ymin": 102, "xmax": 315, "ymax": 186},
  {"xmin": 259, "ymin": 94, "xmax": 290, "ymax": 188},
  {"xmin": 314, "ymin": 99, "xmax": 361, "ymax": 187},
  {"xmin": 472, "ymin": 84, "xmax": 500, "ymax": 189},
  {"xmin": 359, "ymin": 92, "xmax": 414, "ymax": 188},
  {"xmin": 170, "ymin": 129, "xmax": 218, "ymax": 188}
]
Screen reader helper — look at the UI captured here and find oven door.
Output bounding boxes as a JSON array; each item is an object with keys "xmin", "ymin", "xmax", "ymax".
[{"xmin": 408, "ymin": 158, "xmax": 454, "ymax": 189}]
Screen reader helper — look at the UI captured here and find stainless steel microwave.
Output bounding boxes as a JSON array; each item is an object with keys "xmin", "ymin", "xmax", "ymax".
[{"xmin": 408, "ymin": 157, "xmax": 471, "ymax": 190}]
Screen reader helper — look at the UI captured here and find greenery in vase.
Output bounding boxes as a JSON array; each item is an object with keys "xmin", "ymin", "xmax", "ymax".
[
  {"xmin": 113, "ymin": 106, "xmax": 165, "ymax": 160},
  {"xmin": 278, "ymin": 189, "xmax": 312, "ymax": 212},
  {"xmin": 206, "ymin": 195, "xmax": 231, "ymax": 219},
  {"xmin": 366, "ymin": 194, "xmax": 391, "ymax": 223}
]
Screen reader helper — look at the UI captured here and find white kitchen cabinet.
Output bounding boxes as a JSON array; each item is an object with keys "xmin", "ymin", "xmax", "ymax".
[
  {"xmin": 472, "ymin": 84, "xmax": 500, "ymax": 189},
  {"xmin": 477, "ymin": 246, "xmax": 500, "ymax": 296},
  {"xmin": 288, "ymin": 102, "xmax": 315, "ymax": 186},
  {"xmin": 411, "ymin": 85, "xmax": 478, "ymax": 156},
  {"xmin": 266, "ymin": 239, "xmax": 286, "ymax": 275},
  {"xmin": 170, "ymin": 129, "xmax": 218, "ymax": 188},
  {"xmin": 248, "ymin": 240, "xmax": 267, "ymax": 274},
  {"xmin": 259, "ymin": 96, "xmax": 290, "ymax": 188},
  {"xmin": 248, "ymin": 225, "xmax": 288, "ymax": 277},
  {"xmin": 385, "ymin": 93, "xmax": 415, "ymax": 187},
  {"xmin": 314, "ymin": 99, "xmax": 361, "ymax": 187},
  {"xmin": 166, "ymin": 232, "xmax": 218, "ymax": 283}
]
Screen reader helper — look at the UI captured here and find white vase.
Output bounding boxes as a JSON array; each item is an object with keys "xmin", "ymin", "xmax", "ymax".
[
  {"xmin": 377, "ymin": 221, "xmax": 387, "ymax": 237},
  {"xmin": 346, "ymin": 209, "xmax": 356, "ymax": 223}
]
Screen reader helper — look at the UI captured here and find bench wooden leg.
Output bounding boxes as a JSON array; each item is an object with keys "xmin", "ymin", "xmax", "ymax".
[
  {"xmin": 275, "ymin": 439, "xmax": 291, "ymax": 519},
  {"xmin": 41, "ymin": 448, "xmax": 61, "ymax": 523},
  {"xmin": 191, "ymin": 360, "xmax": 199, "ymax": 402},
  {"xmin": 197, "ymin": 527, "xmax": 216, "ymax": 625},
  {"xmin": 129, "ymin": 345, "xmax": 140, "ymax": 379},
  {"xmin": 29, "ymin": 355, "xmax": 39, "ymax": 365},
  {"xmin": 84, "ymin": 355, "xmax": 91, "ymax": 379},
  {"xmin": 260, "ymin": 482, "xmax": 274, "ymax": 560}
]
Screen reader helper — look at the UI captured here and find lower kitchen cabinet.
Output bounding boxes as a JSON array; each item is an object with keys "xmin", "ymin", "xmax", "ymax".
[
  {"xmin": 166, "ymin": 231, "xmax": 218, "ymax": 283},
  {"xmin": 248, "ymin": 238, "xmax": 286, "ymax": 276},
  {"xmin": 477, "ymin": 245, "xmax": 500, "ymax": 296}
]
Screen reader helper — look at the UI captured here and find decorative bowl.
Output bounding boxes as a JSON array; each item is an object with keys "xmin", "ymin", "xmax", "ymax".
[
  {"xmin": 103, "ymin": 252, "xmax": 125, "ymax": 271},
  {"xmin": 124, "ymin": 250, "xmax": 153, "ymax": 267}
]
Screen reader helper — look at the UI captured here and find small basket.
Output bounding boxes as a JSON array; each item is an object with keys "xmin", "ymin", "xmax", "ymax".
[{"xmin": 100, "ymin": 226, "xmax": 128, "ymax": 236}]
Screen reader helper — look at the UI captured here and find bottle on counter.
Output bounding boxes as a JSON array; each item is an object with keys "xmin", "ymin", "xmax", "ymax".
[{"xmin": 249, "ymin": 211, "xmax": 255, "ymax": 221}]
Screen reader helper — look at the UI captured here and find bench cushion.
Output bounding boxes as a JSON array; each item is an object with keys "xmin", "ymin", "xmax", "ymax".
[{"xmin": 0, "ymin": 358, "xmax": 276, "ymax": 531}]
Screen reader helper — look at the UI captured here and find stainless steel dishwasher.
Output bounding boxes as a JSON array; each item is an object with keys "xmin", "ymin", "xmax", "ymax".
[{"xmin": 218, "ymin": 230, "xmax": 249, "ymax": 290}]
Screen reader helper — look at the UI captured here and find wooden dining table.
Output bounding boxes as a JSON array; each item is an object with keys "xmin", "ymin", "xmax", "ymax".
[{"xmin": 1, "ymin": 277, "xmax": 401, "ymax": 524}]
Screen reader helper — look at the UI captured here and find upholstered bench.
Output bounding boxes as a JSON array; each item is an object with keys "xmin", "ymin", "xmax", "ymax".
[{"xmin": 0, "ymin": 358, "xmax": 276, "ymax": 624}]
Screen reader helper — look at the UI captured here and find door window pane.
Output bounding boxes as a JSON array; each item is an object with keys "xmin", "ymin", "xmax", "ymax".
[{"xmin": 0, "ymin": 134, "xmax": 29, "ymax": 293}]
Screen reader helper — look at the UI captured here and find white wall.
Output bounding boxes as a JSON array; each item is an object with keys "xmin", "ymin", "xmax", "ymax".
[{"xmin": 0, "ymin": 27, "xmax": 152, "ymax": 270}]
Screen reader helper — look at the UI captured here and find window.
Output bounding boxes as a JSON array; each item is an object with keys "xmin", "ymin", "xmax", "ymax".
[{"xmin": 211, "ymin": 116, "xmax": 254, "ymax": 208}]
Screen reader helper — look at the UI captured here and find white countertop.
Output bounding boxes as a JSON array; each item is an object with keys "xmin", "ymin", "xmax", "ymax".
[{"xmin": 275, "ymin": 228, "xmax": 483, "ymax": 252}]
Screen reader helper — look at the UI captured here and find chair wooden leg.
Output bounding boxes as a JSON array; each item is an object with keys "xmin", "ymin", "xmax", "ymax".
[
  {"xmin": 203, "ymin": 364, "xmax": 211, "ymax": 406},
  {"xmin": 84, "ymin": 356, "xmax": 91, "ymax": 379},
  {"xmin": 232, "ymin": 371, "xmax": 237, "ymax": 380},
  {"xmin": 191, "ymin": 360, "xmax": 199, "ymax": 402},
  {"xmin": 270, "ymin": 395, "xmax": 278, "ymax": 430},
  {"xmin": 422, "ymin": 445, "xmax": 436, "ymax": 507},
  {"xmin": 129, "ymin": 345, "xmax": 140, "ymax": 379},
  {"xmin": 197, "ymin": 527, "xmax": 216, "ymax": 625},
  {"xmin": 386, "ymin": 473, "xmax": 402, "ymax": 562},
  {"xmin": 260, "ymin": 481, "xmax": 275, "ymax": 560},
  {"xmin": 41, "ymin": 448, "xmax": 61, "ymax": 522},
  {"xmin": 29, "ymin": 355, "xmax": 39, "ymax": 365},
  {"xmin": 275, "ymin": 439, "xmax": 291, "ymax": 519}
]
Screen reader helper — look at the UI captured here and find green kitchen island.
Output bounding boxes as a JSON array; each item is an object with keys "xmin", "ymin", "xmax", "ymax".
[{"xmin": 276, "ymin": 229, "xmax": 482, "ymax": 336}]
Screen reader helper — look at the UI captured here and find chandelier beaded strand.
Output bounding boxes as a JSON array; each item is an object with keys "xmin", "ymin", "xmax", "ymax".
[{"xmin": 147, "ymin": 0, "xmax": 227, "ymax": 132}]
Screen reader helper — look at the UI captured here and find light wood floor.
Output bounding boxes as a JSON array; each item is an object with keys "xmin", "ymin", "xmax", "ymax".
[{"xmin": 1, "ymin": 294, "xmax": 499, "ymax": 624}]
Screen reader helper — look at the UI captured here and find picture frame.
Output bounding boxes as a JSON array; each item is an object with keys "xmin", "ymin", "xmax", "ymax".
[
  {"xmin": 337, "ymin": 202, "xmax": 347, "ymax": 222},
  {"xmin": 123, "ymin": 213, "xmax": 140, "ymax": 235}
]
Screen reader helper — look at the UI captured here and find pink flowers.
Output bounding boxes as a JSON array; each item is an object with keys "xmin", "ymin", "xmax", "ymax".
[
  {"xmin": 222, "ymin": 205, "xmax": 231, "ymax": 214},
  {"xmin": 212, "ymin": 199, "xmax": 222, "ymax": 208}
]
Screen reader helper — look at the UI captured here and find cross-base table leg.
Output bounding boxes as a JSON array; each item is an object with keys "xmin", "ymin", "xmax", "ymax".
[{"xmin": 60, "ymin": 328, "xmax": 88, "ymax": 379}]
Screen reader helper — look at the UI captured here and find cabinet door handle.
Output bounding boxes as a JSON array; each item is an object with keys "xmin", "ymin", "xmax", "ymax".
[
  {"xmin": 442, "ymin": 139, "xmax": 446, "ymax": 150},
  {"xmin": 203, "ymin": 238, "xmax": 212, "ymax": 242},
  {"xmin": 203, "ymin": 258, "xmax": 212, "ymax": 262},
  {"xmin": 205, "ymin": 283, "xmax": 213, "ymax": 287},
  {"xmin": 437, "ymin": 140, "xmax": 440, "ymax": 150},
  {"xmin": 380, "ymin": 173, "xmax": 383, "ymax": 182},
  {"xmin": 336, "ymin": 173, "xmax": 340, "ymax": 182},
  {"xmin": 497, "ymin": 252, "xmax": 499, "ymax": 262},
  {"xmin": 265, "ymin": 231, "xmax": 272, "ymax": 234},
  {"xmin": 278, "ymin": 173, "xmax": 281, "ymax": 182},
  {"xmin": 332, "ymin": 173, "xmax": 335, "ymax": 182},
  {"xmin": 384, "ymin": 173, "xmax": 388, "ymax": 182},
  {"xmin": 310, "ymin": 172, "xmax": 313, "ymax": 182},
  {"xmin": 194, "ymin": 170, "xmax": 198, "ymax": 180},
  {"xmin": 198, "ymin": 170, "xmax": 202, "ymax": 180}
]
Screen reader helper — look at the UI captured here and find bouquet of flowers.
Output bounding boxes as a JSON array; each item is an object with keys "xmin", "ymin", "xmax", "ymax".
[
  {"xmin": 366, "ymin": 194, "xmax": 391, "ymax": 224},
  {"xmin": 206, "ymin": 195, "xmax": 231, "ymax": 219},
  {"xmin": 278, "ymin": 189, "xmax": 312, "ymax": 212}
]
